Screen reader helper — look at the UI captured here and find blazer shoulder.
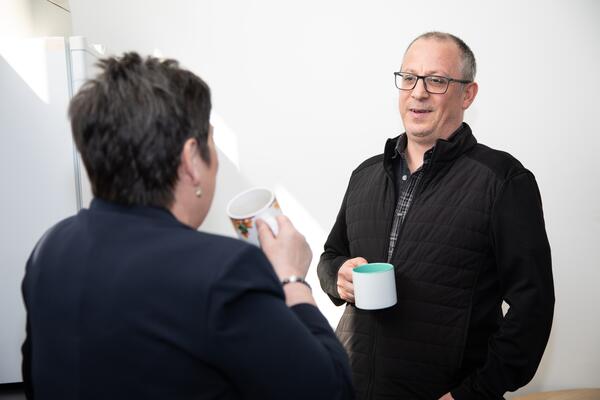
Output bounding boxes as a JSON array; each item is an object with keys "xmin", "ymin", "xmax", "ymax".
[
  {"xmin": 160, "ymin": 229, "xmax": 277, "ymax": 292},
  {"xmin": 199, "ymin": 232, "xmax": 281, "ymax": 294},
  {"xmin": 29, "ymin": 215, "xmax": 78, "ymax": 260},
  {"xmin": 184, "ymin": 230, "xmax": 260, "ymax": 260}
]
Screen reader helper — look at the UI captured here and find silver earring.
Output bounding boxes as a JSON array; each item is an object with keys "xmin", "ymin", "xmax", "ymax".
[{"xmin": 195, "ymin": 186, "xmax": 203, "ymax": 198}]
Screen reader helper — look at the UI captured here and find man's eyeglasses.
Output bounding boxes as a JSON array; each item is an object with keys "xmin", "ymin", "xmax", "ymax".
[{"xmin": 394, "ymin": 72, "xmax": 472, "ymax": 94}]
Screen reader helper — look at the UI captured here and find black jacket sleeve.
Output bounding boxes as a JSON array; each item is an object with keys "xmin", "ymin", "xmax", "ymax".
[
  {"xmin": 317, "ymin": 185, "xmax": 352, "ymax": 306},
  {"xmin": 206, "ymin": 245, "xmax": 354, "ymax": 400},
  {"xmin": 452, "ymin": 171, "xmax": 555, "ymax": 399}
]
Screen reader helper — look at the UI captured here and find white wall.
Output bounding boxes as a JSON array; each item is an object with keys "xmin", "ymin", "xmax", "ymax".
[
  {"xmin": 1, "ymin": 0, "xmax": 34, "ymax": 38},
  {"xmin": 0, "ymin": 0, "xmax": 74, "ymax": 384},
  {"xmin": 37, "ymin": 0, "xmax": 600, "ymax": 395},
  {"xmin": 0, "ymin": 0, "xmax": 72, "ymax": 39}
]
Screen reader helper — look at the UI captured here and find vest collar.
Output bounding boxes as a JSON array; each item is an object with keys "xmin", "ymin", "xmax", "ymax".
[{"xmin": 384, "ymin": 122, "xmax": 476, "ymax": 174}]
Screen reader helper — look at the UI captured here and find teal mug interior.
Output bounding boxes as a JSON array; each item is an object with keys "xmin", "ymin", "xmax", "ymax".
[{"xmin": 353, "ymin": 263, "xmax": 394, "ymax": 273}]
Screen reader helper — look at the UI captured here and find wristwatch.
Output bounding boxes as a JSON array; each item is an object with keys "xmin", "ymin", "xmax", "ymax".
[{"xmin": 281, "ymin": 275, "xmax": 312, "ymax": 291}]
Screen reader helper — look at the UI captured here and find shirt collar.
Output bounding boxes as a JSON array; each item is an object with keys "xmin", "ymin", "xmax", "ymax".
[
  {"xmin": 392, "ymin": 123, "xmax": 469, "ymax": 160},
  {"xmin": 392, "ymin": 133, "xmax": 434, "ymax": 166}
]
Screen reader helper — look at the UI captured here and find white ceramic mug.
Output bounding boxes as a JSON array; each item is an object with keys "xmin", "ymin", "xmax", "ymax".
[
  {"xmin": 352, "ymin": 263, "xmax": 397, "ymax": 310},
  {"xmin": 226, "ymin": 187, "xmax": 281, "ymax": 246}
]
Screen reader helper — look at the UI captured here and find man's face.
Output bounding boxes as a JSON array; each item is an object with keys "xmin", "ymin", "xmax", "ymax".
[{"xmin": 399, "ymin": 38, "xmax": 477, "ymax": 145}]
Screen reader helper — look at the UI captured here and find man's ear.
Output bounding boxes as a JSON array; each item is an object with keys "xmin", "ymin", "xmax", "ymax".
[
  {"xmin": 462, "ymin": 82, "xmax": 479, "ymax": 110},
  {"xmin": 180, "ymin": 138, "xmax": 202, "ymax": 185}
]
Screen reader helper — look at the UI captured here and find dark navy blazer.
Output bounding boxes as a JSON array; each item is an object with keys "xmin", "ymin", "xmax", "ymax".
[{"xmin": 22, "ymin": 198, "xmax": 353, "ymax": 399}]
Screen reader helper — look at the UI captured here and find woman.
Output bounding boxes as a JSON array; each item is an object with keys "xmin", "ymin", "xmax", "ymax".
[{"xmin": 21, "ymin": 53, "xmax": 353, "ymax": 399}]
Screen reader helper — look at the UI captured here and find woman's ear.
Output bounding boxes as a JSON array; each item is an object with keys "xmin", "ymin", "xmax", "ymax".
[{"xmin": 180, "ymin": 138, "xmax": 202, "ymax": 185}]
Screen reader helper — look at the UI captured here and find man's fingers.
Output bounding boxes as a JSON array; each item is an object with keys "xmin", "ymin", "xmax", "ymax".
[
  {"xmin": 339, "ymin": 269, "xmax": 352, "ymax": 281},
  {"xmin": 337, "ymin": 280, "xmax": 354, "ymax": 293},
  {"xmin": 354, "ymin": 257, "xmax": 368, "ymax": 266},
  {"xmin": 338, "ymin": 288, "xmax": 355, "ymax": 303},
  {"xmin": 337, "ymin": 281, "xmax": 354, "ymax": 299}
]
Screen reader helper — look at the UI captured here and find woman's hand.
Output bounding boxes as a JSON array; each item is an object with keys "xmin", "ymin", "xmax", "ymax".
[{"xmin": 257, "ymin": 215, "xmax": 312, "ymax": 281}]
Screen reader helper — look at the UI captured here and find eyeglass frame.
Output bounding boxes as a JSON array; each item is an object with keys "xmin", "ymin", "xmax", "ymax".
[{"xmin": 394, "ymin": 72, "xmax": 472, "ymax": 94}]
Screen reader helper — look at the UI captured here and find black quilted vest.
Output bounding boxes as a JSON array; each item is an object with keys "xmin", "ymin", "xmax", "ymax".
[{"xmin": 336, "ymin": 124, "xmax": 519, "ymax": 399}]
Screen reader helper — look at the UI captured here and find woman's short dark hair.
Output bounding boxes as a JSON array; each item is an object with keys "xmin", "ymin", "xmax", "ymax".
[{"xmin": 69, "ymin": 52, "xmax": 212, "ymax": 208}]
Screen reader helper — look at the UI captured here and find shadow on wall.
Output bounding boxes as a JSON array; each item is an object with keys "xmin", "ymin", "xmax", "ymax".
[
  {"xmin": 1, "ymin": 38, "xmax": 51, "ymax": 103},
  {"xmin": 199, "ymin": 113, "xmax": 345, "ymax": 328},
  {"xmin": 200, "ymin": 110, "xmax": 250, "ymax": 238},
  {"xmin": 202, "ymin": 111, "xmax": 329, "ymax": 243}
]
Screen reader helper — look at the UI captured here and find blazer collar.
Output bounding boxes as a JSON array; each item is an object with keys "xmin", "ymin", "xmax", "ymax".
[{"xmin": 89, "ymin": 198, "xmax": 191, "ymax": 229}]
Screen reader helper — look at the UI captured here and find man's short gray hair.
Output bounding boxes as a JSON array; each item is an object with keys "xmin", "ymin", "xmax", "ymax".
[{"xmin": 405, "ymin": 32, "xmax": 477, "ymax": 81}]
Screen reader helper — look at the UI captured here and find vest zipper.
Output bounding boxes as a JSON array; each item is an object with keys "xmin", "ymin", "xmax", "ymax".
[
  {"xmin": 387, "ymin": 185, "xmax": 423, "ymax": 263},
  {"xmin": 373, "ymin": 148, "xmax": 432, "ymax": 397},
  {"xmin": 384, "ymin": 200, "xmax": 396, "ymax": 263},
  {"xmin": 371, "ymin": 174, "xmax": 425, "ymax": 398},
  {"xmin": 384, "ymin": 170, "xmax": 397, "ymax": 263},
  {"xmin": 386, "ymin": 149, "xmax": 434, "ymax": 263}
]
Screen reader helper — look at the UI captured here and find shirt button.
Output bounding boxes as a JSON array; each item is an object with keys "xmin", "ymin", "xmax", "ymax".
[{"xmin": 402, "ymin": 175, "xmax": 407, "ymax": 181}]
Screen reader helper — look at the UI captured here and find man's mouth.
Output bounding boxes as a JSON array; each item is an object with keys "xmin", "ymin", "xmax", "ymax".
[{"xmin": 409, "ymin": 108, "xmax": 432, "ymax": 114}]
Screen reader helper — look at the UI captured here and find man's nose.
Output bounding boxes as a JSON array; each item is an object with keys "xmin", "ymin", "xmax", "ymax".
[{"xmin": 411, "ymin": 77, "xmax": 429, "ymax": 99}]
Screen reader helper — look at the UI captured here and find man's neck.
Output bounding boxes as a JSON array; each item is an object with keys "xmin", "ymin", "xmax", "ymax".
[{"xmin": 404, "ymin": 123, "xmax": 464, "ymax": 172}]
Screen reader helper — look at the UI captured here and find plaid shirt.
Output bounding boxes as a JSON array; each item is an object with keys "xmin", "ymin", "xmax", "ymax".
[{"xmin": 387, "ymin": 138, "xmax": 433, "ymax": 262}]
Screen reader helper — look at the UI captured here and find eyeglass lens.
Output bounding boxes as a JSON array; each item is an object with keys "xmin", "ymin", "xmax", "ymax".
[{"xmin": 395, "ymin": 74, "xmax": 449, "ymax": 94}]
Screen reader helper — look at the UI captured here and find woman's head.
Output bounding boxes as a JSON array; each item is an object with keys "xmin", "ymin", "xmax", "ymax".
[{"xmin": 69, "ymin": 52, "xmax": 213, "ymax": 209}]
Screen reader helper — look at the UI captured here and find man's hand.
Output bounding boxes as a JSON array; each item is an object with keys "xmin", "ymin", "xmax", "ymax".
[
  {"xmin": 336, "ymin": 257, "xmax": 368, "ymax": 303},
  {"xmin": 439, "ymin": 393, "xmax": 454, "ymax": 400}
]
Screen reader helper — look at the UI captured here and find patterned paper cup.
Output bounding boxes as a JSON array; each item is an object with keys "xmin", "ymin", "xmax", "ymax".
[{"xmin": 226, "ymin": 187, "xmax": 281, "ymax": 246}]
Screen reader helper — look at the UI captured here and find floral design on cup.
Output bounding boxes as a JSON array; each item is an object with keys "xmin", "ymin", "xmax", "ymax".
[
  {"xmin": 231, "ymin": 218, "xmax": 253, "ymax": 238},
  {"xmin": 227, "ymin": 188, "xmax": 282, "ymax": 247}
]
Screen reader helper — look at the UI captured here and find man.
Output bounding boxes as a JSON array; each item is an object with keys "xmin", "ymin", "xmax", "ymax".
[{"xmin": 317, "ymin": 32, "xmax": 554, "ymax": 400}]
